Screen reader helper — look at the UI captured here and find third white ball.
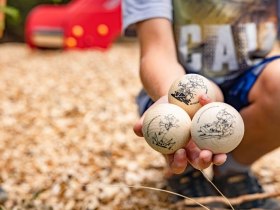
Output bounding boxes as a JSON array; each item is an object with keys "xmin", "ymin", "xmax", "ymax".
[{"xmin": 191, "ymin": 102, "xmax": 244, "ymax": 154}]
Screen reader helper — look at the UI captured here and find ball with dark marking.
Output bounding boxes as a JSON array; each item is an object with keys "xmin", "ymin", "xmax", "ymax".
[
  {"xmin": 142, "ymin": 103, "xmax": 192, "ymax": 154},
  {"xmin": 168, "ymin": 74, "xmax": 216, "ymax": 118},
  {"xmin": 191, "ymin": 102, "xmax": 244, "ymax": 154}
]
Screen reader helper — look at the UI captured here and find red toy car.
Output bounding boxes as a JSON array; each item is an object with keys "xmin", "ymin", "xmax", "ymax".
[{"xmin": 25, "ymin": 0, "xmax": 122, "ymax": 49}]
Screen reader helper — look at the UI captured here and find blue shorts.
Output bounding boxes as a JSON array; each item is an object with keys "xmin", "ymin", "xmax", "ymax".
[{"xmin": 136, "ymin": 55, "xmax": 280, "ymax": 116}]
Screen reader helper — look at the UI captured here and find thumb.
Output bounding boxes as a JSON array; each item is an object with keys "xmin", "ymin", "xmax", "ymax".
[{"xmin": 133, "ymin": 95, "xmax": 168, "ymax": 137}]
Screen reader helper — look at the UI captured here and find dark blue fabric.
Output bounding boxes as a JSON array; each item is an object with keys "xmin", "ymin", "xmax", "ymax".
[
  {"xmin": 136, "ymin": 55, "xmax": 280, "ymax": 115},
  {"xmin": 136, "ymin": 89, "xmax": 154, "ymax": 116},
  {"xmin": 221, "ymin": 55, "xmax": 280, "ymax": 111}
]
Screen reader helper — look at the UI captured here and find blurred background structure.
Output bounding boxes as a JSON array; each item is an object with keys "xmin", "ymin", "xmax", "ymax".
[
  {"xmin": 25, "ymin": 0, "xmax": 122, "ymax": 49},
  {"xmin": 1, "ymin": 0, "xmax": 122, "ymax": 50}
]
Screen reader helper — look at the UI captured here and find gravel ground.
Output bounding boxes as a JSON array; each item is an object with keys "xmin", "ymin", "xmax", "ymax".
[{"xmin": 0, "ymin": 42, "xmax": 279, "ymax": 210}]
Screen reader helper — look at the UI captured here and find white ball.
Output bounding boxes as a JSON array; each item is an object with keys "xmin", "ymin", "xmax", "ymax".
[
  {"xmin": 191, "ymin": 102, "xmax": 244, "ymax": 154},
  {"xmin": 142, "ymin": 103, "xmax": 192, "ymax": 154},
  {"xmin": 168, "ymin": 74, "xmax": 216, "ymax": 118}
]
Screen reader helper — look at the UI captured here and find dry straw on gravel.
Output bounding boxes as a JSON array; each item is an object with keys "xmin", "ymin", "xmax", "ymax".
[{"xmin": 0, "ymin": 42, "xmax": 279, "ymax": 210}]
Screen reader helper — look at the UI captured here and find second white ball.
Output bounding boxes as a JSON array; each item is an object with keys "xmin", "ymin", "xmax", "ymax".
[{"xmin": 142, "ymin": 103, "xmax": 192, "ymax": 154}]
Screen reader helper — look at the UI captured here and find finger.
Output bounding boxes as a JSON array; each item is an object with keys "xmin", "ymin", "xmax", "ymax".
[
  {"xmin": 185, "ymin": 141, "xmax": 213, "ymax": 169},
  {"xmin": 199, "ymin": 94, "xmax": 213, "ymax": 106},
  {"xmin": 184, "ymin": 140, "xmax": 200, "ymax": 160},
  {"xmin": 169, "ymin": 149, "xmax": 188, "ymax": 174},
  {"xmin": 213, "ymin": 154, "xmax": 227, "ymax": 165},
  {"xmin": 199, "ymin": 150, "xmax": 213, "ymax": 163},
  {"xmin": 188, "ymin": 150, "xmax": 212, "ymax": 170},
  {"xmin": 196, "ymin": 150, "xmax": 213, "ymax": 169},
  {"xmin": 133, "ymin": 115, "xmax": 144, "ymax": 137}
]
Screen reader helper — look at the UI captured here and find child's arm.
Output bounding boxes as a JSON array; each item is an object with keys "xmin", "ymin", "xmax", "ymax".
[{"xmin": 134, "ymin": 18, "xmax": 227, "ymax": 174}]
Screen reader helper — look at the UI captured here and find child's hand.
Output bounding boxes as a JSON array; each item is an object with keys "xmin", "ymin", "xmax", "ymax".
[
  {"xmin": 167, "ymin": 139, "xmax": 227, "ymax": 174},
  {"xmin": 133, "ymin": 94, "xmax": 227, "ymax": 174}
]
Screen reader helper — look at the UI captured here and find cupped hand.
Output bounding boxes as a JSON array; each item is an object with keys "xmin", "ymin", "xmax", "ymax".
[{"xmin": 133, "ymin": 94, "xmax": 227, "ymax": 174}]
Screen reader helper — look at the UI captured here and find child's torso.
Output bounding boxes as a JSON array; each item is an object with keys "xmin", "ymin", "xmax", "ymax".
[{"xmin": 173, "ymin": 0, "xmax": 278, "ymax": 83}]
